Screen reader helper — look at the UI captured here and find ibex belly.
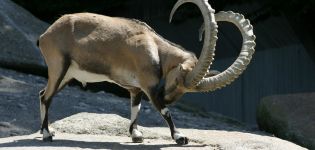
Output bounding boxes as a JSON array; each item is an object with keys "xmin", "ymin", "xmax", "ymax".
[{"xmin": 64, "ymin": 61, "xmax": 140, "ymax": 88}]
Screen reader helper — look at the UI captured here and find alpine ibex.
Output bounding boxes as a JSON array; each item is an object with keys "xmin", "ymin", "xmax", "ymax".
[{"xmin": 38, "ymin": 0, "xmax": 255, "ymax": 145}]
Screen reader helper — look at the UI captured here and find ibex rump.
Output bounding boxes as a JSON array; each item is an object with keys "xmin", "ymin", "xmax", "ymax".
[{"xmin": 38, "ymin": 0, "xmax": 255, "ymax": 145}]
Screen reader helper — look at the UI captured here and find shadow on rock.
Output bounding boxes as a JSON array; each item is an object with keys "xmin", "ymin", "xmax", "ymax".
[{"xmin": 0, "ymin": 138, "xmax": 208, "ymax": 150}]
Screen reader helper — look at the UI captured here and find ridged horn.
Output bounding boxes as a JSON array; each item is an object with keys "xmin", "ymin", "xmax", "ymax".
[
  {"xmin": 195, "ymin": 11, "xmax": 256, "ymax": 92},
  {"xmin": 170, "ymin": 0, "xmax": 218, "ymax": 88}
]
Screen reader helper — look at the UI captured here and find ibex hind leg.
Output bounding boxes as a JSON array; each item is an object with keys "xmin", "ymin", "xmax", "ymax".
[
  {"xmin": 39, "ymin": 56, "xmax": 70, "ymax": 142},
  {"xmin": 128, "ymin": 89, "xmax": 143, "ymax": 143}
]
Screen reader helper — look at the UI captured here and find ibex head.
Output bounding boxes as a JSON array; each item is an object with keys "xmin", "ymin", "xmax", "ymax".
[
  {"xmin": 164, "ymin": 60, "xmax": 196, "ymax": 104},
  {"xmin": 162, "ymin": 0, "xmax": 256, "ymax": 104}
]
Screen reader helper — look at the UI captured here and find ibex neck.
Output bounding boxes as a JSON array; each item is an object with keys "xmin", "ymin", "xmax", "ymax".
[{"xmin": 154, "ymin": 35, "xmax": 196, "ymax": 78}]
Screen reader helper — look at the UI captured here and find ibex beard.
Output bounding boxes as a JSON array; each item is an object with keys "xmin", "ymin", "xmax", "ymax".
[{"xmin": 38, "ymin": 0, "xmax": 255, "ymax": 145}]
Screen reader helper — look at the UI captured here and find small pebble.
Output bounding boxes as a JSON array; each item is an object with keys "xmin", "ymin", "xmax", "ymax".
[
  {"xmin": 17, "ymin": 103, "xmax": 27, "ymax": 110},
  {"xmin": 0, "ymin": 122, "xmax": 11, "ymax": 128}
]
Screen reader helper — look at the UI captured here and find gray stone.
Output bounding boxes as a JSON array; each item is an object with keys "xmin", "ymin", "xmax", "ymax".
[
  {"xmin": 0, "ymin": 0, "xmax": 48, "ymax": 73},
  {"xmin": 48, "ymin": 112, "xmax": 306, "ymax": 150},
  {"xmin": 257, "ymin": 93, "xmax": 315, "ymax": 149},
  {"xmin": 0, "ymin": 75, "xmax": 28, "ymax": 93},
  {"xmin": 0, "ymin": 67, "xmax": 307, "ymax": 149},
  {"xmin": 51, "ymin": 112, "xmax": 160, "ymax": 138},
  {"xmin": 0, "ymin": 67, "xmax": 245, "ymax": 139},
  {"xmin": 0, "ymin": 121, "xmax": 29, "ymax": 138},
  {"xmin": 17, "ymin": 103, "xmax": 27, "ymax": 110},
  {"xmin": 0, "ymin": 122, "xmax": 11, "ymax": 128}
]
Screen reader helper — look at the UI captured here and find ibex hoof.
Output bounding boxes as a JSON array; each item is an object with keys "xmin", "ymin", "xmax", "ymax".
[
  {"xmin": 42, "ymin": 129, "xmax": 54, "ymax": 142},
  {"xmin": 132, "ymin": 136, "xmax": 144, "ymax": 143},
  {"xmin": 175, "ymin": 136, "xmax": 189, "ymax": 145},
  {"xmin": 131, "ymin": 129, "xmax": 143, "ymax": 143},
  {"xmin": 43, "ymin": 136, "xmax": 53, "ymax": 142}
]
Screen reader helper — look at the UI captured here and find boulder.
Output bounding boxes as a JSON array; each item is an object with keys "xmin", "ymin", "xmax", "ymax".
[
  {"xmin": 0, "ymin": 67, "xmax": 244, "ymax": 138},
  {"xmin": 0, "ymin": 0, "xmax": 48, "ymax": 75},
  {"xmin": 49, "ymin": 112, "xmax": 306, "ymax": 150},
  {"xmin": 0, "ymin": 67, "xmax": 307, "ymax": 149},
  {"xmin": 51, "ymin": 112, "xmax": 161, "ymax": 139},
  {"xmin": 257, "ymin": 93, "xmax": 315, "ymax": 149}
]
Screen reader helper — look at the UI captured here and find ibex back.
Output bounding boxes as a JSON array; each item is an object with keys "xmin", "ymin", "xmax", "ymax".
[{"xmin": 38, "ymin": 0, "xmax": 255, "ymax": 145}]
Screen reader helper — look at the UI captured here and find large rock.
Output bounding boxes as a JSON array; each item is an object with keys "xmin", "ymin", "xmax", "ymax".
[
  {"xmin": 0, "ymin": 112, "xmax": 305, "ymax": 150},
  {"xmin": 0, "ymin": 67, "xmax": 307, "ymax": 149},
  {"xmin": 257, "ymin": 93, "xmax": 315, "ymax": 149},
  {"xmin": 51, "ymin": 112, "xmax": 161, "ymax": 139},
  {"xmin": 0, "ymin": 0, "xmax": 48, "ymax": 74},
  {"xmin": 0, "ymin": 67, "xmax": 244, "ymax": 139}
]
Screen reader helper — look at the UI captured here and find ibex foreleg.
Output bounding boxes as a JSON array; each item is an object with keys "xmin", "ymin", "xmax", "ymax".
[{"xmin": 149, "ymin": 87, "xmax": 189, "ymax": 145}]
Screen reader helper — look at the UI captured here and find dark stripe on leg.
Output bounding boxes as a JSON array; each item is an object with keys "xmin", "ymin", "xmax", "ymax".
[{"xmin": 129, "ymin": 91, "xmax": 142, "ymax": 134}]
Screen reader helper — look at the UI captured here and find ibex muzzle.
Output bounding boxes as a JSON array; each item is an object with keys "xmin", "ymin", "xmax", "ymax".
[{"xmin": 38, "ymin": 0, "xmax": 255, "ymax": 145}]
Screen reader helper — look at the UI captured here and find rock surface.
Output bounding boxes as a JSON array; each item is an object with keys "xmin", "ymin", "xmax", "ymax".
[
  {"xmin": 51, "ymin": 113, "xmax": 160, "ymax": 138},
  {"xmin": 257, "ymin": 93, "xmax": 315, "ymax": 149},
  {"xmin": 0, "ymin": 132, "xmax": 214, "ymax": 150},
  {"xmin": 0, "ymin": 0, "xmax": 48, "ymax": 74},
  {"xmin": 0, "ymin": 112, "xmax": 307, "ymax": 150},
  {"xmin": 0, "ymin": 67, "xmax": 243, "ymax": 138},
  {"xmin": 0, "ymin": 67, "xmax": 307, "ymax": 149}
]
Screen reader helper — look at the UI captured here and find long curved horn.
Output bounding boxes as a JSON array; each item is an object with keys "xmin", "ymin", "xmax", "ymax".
[
  {"xmin": 170, "ymin": 0, "xmax": 218, "ymax": 89},
  {"xmin": 195, "ymin": 11, "xmax": 256, "ymax": 92}
]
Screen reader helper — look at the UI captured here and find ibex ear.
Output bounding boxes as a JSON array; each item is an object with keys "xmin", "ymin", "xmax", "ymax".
[
  {"xmin": 178, "ymin": 63, "xmax": 192, "ymax": 73},
  {"xmin": 179, "ymin": 63, "xmax": 184, "ymax": 71},
  {"xmin": 177, "ymin": 63, "xmax": 188, "ymax": 86}
]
